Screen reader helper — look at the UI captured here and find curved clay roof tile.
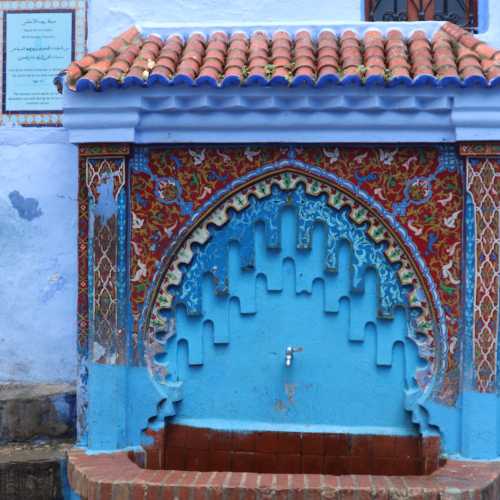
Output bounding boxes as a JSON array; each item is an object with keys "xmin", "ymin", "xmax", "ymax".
[{"xmin": 60, "ymin": 23, "xmax": 500, "ymax": 90}]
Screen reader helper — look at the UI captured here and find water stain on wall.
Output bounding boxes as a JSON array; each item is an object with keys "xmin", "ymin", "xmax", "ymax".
[{"xmin": 8, "ymin": 190, "xmax": 42, "ymax": 221}]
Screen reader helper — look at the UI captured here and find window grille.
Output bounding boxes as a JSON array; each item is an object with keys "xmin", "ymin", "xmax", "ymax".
[{"xmin": 365, "ymin": 0, "xmax": 478, "ymax": 31}]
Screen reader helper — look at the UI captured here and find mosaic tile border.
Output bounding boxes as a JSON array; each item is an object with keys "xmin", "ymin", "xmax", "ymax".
[
  {"xmin": 465, "ymin": 157, "xmax": 500, "ymax": 392},
  {"xmin": 460, "ymin": 143, "xmax": 500, "ymax": 157},
  {"xmin": 85, "ymin": 156, "xmax": 127, "ymax": 365}
]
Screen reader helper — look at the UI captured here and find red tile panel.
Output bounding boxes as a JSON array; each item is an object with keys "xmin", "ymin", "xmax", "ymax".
[
  {"xmin": 151, "ymin": 35, "xmax": 184, "ymax": 81},
  {"xmin": 149, "ymin": 424, "xmax": 440, "ymax": 476},
  {"xmin": 432, "ymin": 30, "xmax": 460, "ymax": 79},
  {"xmin": 225, "ymin": 33, "xmax": 249, "ymax": 81},
  {"xmin": 409, "ymin": 31, "xmax": 433, "ymax": 78},
  {"xmin": 199, "ymin": 32, "xmax": 228, "ymax": 82},
  {"xmin": 61, "ymin": 22, "xmax": 500, "ymax": 91},
  {"xmin": 386, "ymin": 29, "xmax": 411, "ymax": 79}
]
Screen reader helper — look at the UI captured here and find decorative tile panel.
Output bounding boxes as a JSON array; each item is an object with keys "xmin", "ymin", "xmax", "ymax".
[
  {"xmin": 144, "ymin": 176, "xmax": 436, "ymax": 428},
  {"xmin": 460, "ymin": 143, "xmax": 500, "ymax": 157},
  {"xmin": 80, "ymin": 143, "xmax": 131, "ymax": 158},
  {"xmin": 85, "ymin": 156, "xmax": 127, "ymax": 364},
  {"xmin": 130, "ymin": 145, "xmax": 464, "ymax": 404},
  {"xmin": 466, "ymin": 157, "xmax": 500, "ymax": 392},
  {"xmin": 77, "ymin": 157, "xmax": 89, "ymax": 354}
]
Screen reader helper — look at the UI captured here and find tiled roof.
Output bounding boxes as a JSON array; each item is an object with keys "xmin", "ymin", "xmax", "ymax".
[{"xmin": 60, "ymin": 22, "xmax": 500, "ymax": 92}]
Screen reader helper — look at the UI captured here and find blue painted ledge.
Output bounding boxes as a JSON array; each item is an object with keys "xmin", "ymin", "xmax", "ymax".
[{"xmin": 62, "ymin": 86, "xmax": 500, "ymax": 144}]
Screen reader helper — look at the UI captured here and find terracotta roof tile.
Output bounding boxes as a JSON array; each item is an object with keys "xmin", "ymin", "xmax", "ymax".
[{"xmin": 60, "ymin": 22, "xmax": 500, "ymax": 92}]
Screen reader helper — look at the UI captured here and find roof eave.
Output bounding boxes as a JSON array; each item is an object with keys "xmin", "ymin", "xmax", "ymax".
[{"xmin": 62, "ymin": 85, "xmax": 500, "ymax": 144}]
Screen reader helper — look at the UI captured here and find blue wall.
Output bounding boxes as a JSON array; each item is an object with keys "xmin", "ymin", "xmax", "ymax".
[
  {"xmin": 0, "ymin": 129, "xmax": 77, "ymax": 382},
  {"xmin": 87, "ymin": 0, "xmax": 497, "ymax": 51},
  {"xmin": 165, "ymin": 199, "xmax": 419, "ymax": 435},
  {"xmin": 87, "ymin": 0, "xmax": 363, "ymax": 50}
]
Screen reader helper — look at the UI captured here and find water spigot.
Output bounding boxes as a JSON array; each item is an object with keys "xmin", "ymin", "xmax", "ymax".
[{"xmin": 285, "ymin": 346, "xmax": 303, "ymax": 367}]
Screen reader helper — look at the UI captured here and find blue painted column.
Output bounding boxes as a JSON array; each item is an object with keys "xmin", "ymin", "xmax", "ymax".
[
  {"xmin": 460, "ymin": 143, "xmax": 500, "ymax": 459},
  {"xmin": 80, "ymin": 144, "xmax": 132, "ymax": 450}
]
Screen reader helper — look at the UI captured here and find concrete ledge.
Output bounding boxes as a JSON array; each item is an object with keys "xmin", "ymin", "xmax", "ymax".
[
  {"xmin": 0, "ymin": 383, "xmax": 76, "ymax": 444},
  {"xmin": 0, "ymin": 442, "xmax": 72, "ymax": 500},
  {"xmin": 68, "ymin": 447, "xmax": 500, "ymax": 499}
]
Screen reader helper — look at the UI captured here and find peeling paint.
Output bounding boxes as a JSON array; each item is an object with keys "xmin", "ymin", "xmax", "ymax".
[
  {"xmin": 77, "ymin": 355, "xmax": 89, "ymax": 444},
  {"xmin": 8, "ymin": 190, "xmax": 42, "ymax": 221},
  {"xmin": 40, "ymin": 273, "xmax": 66, "ymax": 303},
  {"xmin": 92, "ymin": 342, "xmax": 106, "ymax": 363},
  {"xmin": 274, "ymin": 399, "xmax": 287, "ymax": 412},
  {"xmin": 95, "ymin": 174, "xmax": 118, "ymax": 222},
  {"xmin": 92, "ymin": 341, "xmax": 117, "ymax": 365},
  {"xmin": 284, "ymin": 383, "xmax": 296, "ymax": 404}
]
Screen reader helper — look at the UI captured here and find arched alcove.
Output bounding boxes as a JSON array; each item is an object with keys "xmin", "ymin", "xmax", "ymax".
[
  {"xmin": 166, "ymin": 208, "xmax": 421, "ymax": 432},
  {"xmin": 143, "ymin": 172, "xmax": 440, "ymax": 439}
]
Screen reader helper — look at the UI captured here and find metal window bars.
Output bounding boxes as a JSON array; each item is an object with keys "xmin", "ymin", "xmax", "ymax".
[{"xmin": 365, "ymin": 0, "xmax": 478, "ymax": 31}]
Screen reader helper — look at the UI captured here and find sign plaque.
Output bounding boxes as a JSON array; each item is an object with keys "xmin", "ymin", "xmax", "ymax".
[
  {"xmin": 0, "ymin": 1, "xmax": 86, "ymax": 126},
  {"xmin": 3, "ymin": 11, "xmax": 74, "ymax": 113}
]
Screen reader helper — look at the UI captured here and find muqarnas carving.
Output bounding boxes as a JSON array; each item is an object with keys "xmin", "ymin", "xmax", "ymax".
[{"xmin": 131, "ymin": 145, "xmax": 463, "ymax": 405}]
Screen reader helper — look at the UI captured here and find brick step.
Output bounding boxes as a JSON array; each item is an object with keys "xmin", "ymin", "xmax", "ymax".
[
  {"xmin": 68, "ymin": 447, "xmax": 500, "ymax": 500},
  {"xmin": 0, "ymin": 441, "xmax": 73, "ymax": 500}
]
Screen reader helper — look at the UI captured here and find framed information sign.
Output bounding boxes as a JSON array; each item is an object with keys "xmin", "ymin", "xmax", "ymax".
[{"xmin": 0, "ymin": 1, "xmax": 86, "ymax": 126}]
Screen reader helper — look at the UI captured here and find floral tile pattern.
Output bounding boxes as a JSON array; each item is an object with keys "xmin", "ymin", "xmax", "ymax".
[{"xmin": 129, "ymin": 145, "xmax": 463, "ymax": 403}]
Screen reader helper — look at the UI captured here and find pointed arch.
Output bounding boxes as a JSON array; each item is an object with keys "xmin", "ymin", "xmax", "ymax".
[{"xmin": 140, "ymin": 166, "xmax": 447, "ymax": 433}]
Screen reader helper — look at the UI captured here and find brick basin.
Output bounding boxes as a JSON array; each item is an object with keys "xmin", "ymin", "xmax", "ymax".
[
  {"xmin": 136, "ymin": 425, "xmax": 441, "ymax": 476},
  {"xmin": 68, "ymin": 447, "xmax": 500, "ymax": 499}
]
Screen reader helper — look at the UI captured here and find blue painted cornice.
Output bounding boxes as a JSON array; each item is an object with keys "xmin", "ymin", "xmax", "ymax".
[{"xmin": 63, "ymin": 86, "xmax": 500, "ymax": 144}]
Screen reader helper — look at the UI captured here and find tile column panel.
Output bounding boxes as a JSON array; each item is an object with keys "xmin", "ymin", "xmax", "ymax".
[
  {"xmin": 80, "ymin": 144, "xmax": 131, "ymax": 366},
  {"xmin": 460, "ymin": 143, "xmax": 500, "ymax": 393}
]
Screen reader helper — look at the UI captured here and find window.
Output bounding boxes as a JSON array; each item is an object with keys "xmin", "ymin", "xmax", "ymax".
[{"xmin": 365, "ymin": 0, "xmax": 478, "ymax": 31}]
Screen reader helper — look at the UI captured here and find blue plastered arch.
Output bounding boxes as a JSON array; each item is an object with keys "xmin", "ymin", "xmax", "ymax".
[{"xmin": 141, "ymin": 165, "xmax": 446, "ymax": 438}]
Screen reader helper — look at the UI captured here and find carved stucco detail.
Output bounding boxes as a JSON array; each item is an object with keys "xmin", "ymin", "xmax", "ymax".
[{"xmin": 144, "ymin": 172, "xmax": 438, "ymax": 406}]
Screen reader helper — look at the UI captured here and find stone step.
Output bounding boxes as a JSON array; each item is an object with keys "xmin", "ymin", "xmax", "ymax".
[
  {"xmin": 0, "ymin": 442, "xmax": 72, "ymax": 500},
  {"xmin": 0, "ymin": 383, "xmax": 76, "ymax": 444}
]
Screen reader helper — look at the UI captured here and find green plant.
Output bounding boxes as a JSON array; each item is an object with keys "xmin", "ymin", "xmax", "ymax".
[
  {"xmin": 357, "ymin": 64, "xmax": 368, "ymax": 76},
  {"xmin": 264, "ymin": 63, "xmax": 276, "ymax": 78}
]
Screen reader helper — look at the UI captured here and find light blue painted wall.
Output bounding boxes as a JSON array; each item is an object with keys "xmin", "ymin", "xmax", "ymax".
[
  {"xmin": 87, "ymin": 0, "xmax": 498, "ymax": 51},
  {"xmin": 167, "ymin": 209, "xmax": 419, "ymax": 435},
  {"xmin": 478, "ymin": 0, "xmax": 499, "ymax": 45},
  {"xmin": 0, "ymin": 129, "xmax": 77, "ymax": 382},
  {"xmin": 87, "ymin": 0, "xmax": 363, "ymax": 50}
]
